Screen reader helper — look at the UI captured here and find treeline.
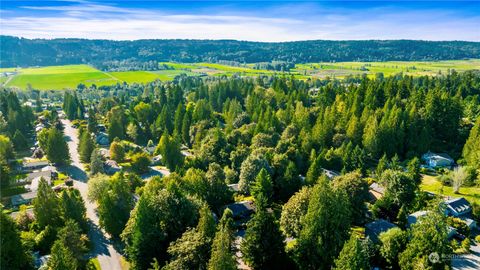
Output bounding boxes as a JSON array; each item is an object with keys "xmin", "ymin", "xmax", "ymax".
[
  {"xmin": 254, "ymin": 61, "xmax": 295, "ymax": 71},
  {"xmin": 2, "ymin": 35, "xmax": 480, "ymax": 67}
]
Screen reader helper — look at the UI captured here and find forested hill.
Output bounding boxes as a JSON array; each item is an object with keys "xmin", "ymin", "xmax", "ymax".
[{"xmin": 1, "ymin": 35, "xmax": 480, "ymax": 68}]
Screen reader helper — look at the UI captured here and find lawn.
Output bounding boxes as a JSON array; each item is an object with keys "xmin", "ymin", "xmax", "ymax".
[
  {"xmin": 109, "ymin": 71, "xmax": 160, "ymax": 84},
  {"xmin": 420, "ymin": 174, "xmax": 480, "ymax": 204}
]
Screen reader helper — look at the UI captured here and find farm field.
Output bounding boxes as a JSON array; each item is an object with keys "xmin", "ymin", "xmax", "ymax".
[{"xmin": 1, "ymin": 60, "xmax": 479, "ymax": 90}]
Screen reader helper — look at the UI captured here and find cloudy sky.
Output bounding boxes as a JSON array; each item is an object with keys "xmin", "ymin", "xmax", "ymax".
[{"xmin": 1, "ymin": 0, "xmax": 479, "ymax": 41}]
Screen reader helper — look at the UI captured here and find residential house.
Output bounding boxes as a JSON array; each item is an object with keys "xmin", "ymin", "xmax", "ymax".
[
  {"xmin": 368, "ymin": 182, "xmax": 385, "ymax": 202},
  {"xmin": 21, "ymin": 160, "xmax": 49, "ymax": 172},
  {"xmin": 407, "ymin": 210, "xmax": 457, "ymax": 238},
  {"xmin": 225, "ymin": 200, "xmax": 255, "ymax": 220},
  {"xmin": 228, "ymin": 183, "xmax": 240, "ymax": 193},
  {"xmin": 104, "ymin": 159, "xmax": 121, "ymax": 175},
  {"xmin": 422, "ymin": 151, "xmax": 454, "ymax": 169},
  {"xmin": 96, "ymin": 132, "xmax": 109, "ymax": 146},
  {"xmin": 11, "ymin": 191, "xmax": 37, "ymax": 207},
  {"xmin": 444, "ymin": 197, "xmax": 477, "ymax": 229},
  {"xmin": 322, "ymin": 168, "xmax": 340, "ymax": 179},
  {"xmin": 365, "ymin": 219, "xmax": 397, "ymax": 242}
]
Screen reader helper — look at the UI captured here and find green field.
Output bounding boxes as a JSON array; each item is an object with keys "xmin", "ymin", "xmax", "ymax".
[
  {"xmin": 0, "ymin": 65, "xmax": 197, "ymax": 90},
  {"xmin": 420, "ymin": 174, "xmax": 480, "ymax": 204},
  {"xmin": 1, "ymin": 60, "xmax": 479, "ymax": 90}
]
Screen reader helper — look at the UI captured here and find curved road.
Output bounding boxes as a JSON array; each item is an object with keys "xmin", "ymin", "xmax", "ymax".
[{"xmin": 61, "ymin": 118, "xmax": 123, "ymax": 270}]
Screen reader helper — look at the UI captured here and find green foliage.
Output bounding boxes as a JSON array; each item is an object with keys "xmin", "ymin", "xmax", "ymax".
[
  {"xmin": 163, "ymin": 204, "xmax": 216, "ymax": 270},
  {"xmin": 88, "ymin": 173, "xmax": 134, "ymax": 237},
  {"xmin": 45, "ymin": 127, "xmax": 70, "ymax": 165},
  {"xmin": 33, "ymin": 178, "xmax": 62, "ymax": 229},
  {"xmin": 332, "ymin": 171, "xmax": 369, "ymax": 224},
  {"xmin": 90, "ymin": 148, "xmax": 104, "ymax": 175},
  {"xmin": 208, "ymin": 209, "xmax": 236, "ymax": 270},
  {"xmin": 294, "ymin": 178, "xmax": 351, "ymax": 270},
  {"xmin": 63, "ymin": 91, "xmax": 84, "ymax": 120},
  {"xmin": 60, "ymin": 188, "xmax": 87, "ymax": 230},
  {"xmin": 156, "ymin": 132, "xmax": 183, "ymax": 172},
  {"xmin": 0, "ymin": 134, "xmax": 14, "ymax": 163},
  {"xmin": 280, "ymin": 187, "xmax": 311, "ymax": 238},
  {"xmin": 378, "ymin": 227, "xmax": 407, "ymax": 268},
  {"xmin": 238, "ymin": 152, "xmax": 270, "ymax": 194},
  {"xmin": 78, "ymin": 130, "xmax": 95, "ymax": 163},
  {"xmin": 109, "ymin": 140, "xmax": 125, "ymax": 162},
  {"xmin": 333, "ymin": 235, "xmax": 370, "ymax": 270},
  {"xmin": 12, "ymin": 130, "xmax": 28, "ymax": 151},
  {"xmin": 0, "ymin": 211, "xmax": 33, "ymax": 270},
  {"xmin": 463, "ymin": 117, "xmax": 480, "ymax": 169},
  {"xmin": 122, "ymin": 179, "xmax": 200, "ymax": 269},
  {"xmin": 399, "ymin": 211, "xmax": 452, "ymax": 270},
  {"xmin": 251, "ymin": 168, "xmax": 274, "ymax": 203},
  {"xmin": 130, "ymin": 152, "xmax": 151, "ymax": 174},
  {"xmin": 241, "ymin": 202, "xmax": 287, "ymax": 270}
]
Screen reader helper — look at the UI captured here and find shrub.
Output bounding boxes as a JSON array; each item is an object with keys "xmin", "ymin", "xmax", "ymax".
[{"xmin": 131, "ymin": 152, "xmax": 150, "ymax": 174}]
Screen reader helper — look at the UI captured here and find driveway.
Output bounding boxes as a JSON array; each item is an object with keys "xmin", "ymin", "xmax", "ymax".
[
  {"xmin": 61, "ymin": 118, "xmax": 123, "ymax": 270},
  {"xmin": 452, "ymin": 242, "xmax": 480, "ymax": 270}
]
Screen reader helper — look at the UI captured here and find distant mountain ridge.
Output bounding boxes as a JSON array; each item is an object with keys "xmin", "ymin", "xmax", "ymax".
[{"xmin": 1, "ymin": 35, "xmax": 479, "ymax": 68}]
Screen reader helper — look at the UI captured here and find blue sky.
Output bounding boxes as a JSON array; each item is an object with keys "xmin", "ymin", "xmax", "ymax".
[{"xmin": 1, "ymin": 1, "xmax": 479, "ymax": 41}]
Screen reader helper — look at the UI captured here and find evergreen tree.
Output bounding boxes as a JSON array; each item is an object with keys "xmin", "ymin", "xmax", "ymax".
[
  {"xmin": 306, "ymin": 155, "xmax": 323, "ymax": 186},
  {"xmin": 251, "ymin": 168, "xmax": 274, "ymax": 203},
  {"xmin": 33, "ymin": 178, "xmax": 62, "ymax": 229},
  {"xmin": 155, "ymin": 132, "xmax": 183, "ymax": 171},
  {"xmin": 78, "ymin": 131, "xmax": 95, "ymax": 163},
  {"xmin": 333, "ymin": 235, "xmax": 370, "ymax": 270},
  {"xmin": 208, "ymin": 209, "xmax": 236, "ymax": 270},
  {"xmin": 90, "ymin": 148, "xmax": 104, "ymax": 175},
  {"xmin": 241, "ymin": 196, "xmax": 287, "ymax": 270},
  {"xmin": 0, "ymin": 211, "xmax": 33, "ymax": 270},
  {"xmin": 12, "ymin": 130, "xmax": 28, "ymax": 151},
  {"xmin": 399, "ymin": 211, "xmax": 452, "ymax": 270},
  {"xmin": 122, "ymin": 180, "xmax": 199, "ymax": 269},
  {"xmin": 163, "ymin": 204, "xmax": 216, "ymax": 270},
  {"xmin": 45, "ymin": 128, "xmax": 70, "ymax": 165},
  {"xmin": 463, "ymin": 117, "xmax": 480, "ymax": 169},
  {"xmin": 294, "ymin": 177, "xmax": 351, "ymax": 270},
  {"xmin": 60, "ymin": 188, "xmax": 87, "ymax": 230}
]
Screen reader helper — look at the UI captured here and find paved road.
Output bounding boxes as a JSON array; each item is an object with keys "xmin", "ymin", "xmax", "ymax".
[
  {"xmin": 452, "ymin": 242, "xmax": 480, "ymax": 270},
  {"xmin": 61, "ymin": 118, "xmax": 123, "ymax": 270}
]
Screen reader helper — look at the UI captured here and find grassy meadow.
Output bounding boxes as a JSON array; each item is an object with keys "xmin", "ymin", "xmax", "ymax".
[
  {"xmin": 420, "ymin": 174, "xmax": 480, "ymax": 204},
  {"xmin": 1, "ymin": 60, "xmax": 479, "ymax": 90}
]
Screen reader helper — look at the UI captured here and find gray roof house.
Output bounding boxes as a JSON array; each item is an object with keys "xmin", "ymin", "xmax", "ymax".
[
  {"xmin": 11, "ymin": 191, "xmax": 37, "ymax": 207},
  {"xmin": 225, "ymin": 200, "xmax": 255, "ymax": 220},
  {"xmin": 21, "ymin": 160, "xmax": 49, "ymax": 172},
  {"xmin": 444, "ymin": 197, "xmax": 472, "ymax": 217},
  {"xmin": 365, "ymin": 219, "xmax": 397, "ymax": 242},
  {"xmin": 444, "ymin": 197, "xmax": 477, "ymax": 229},
  {"xmin": 104, "ymin": 160, "xmax": 121, "ymax": 175},
  {"xmin": 96, "ymin": 132, "xmax": 109, "ymax": 146},
  {"xmin": 407, "ymin": 210, "xmax": 458, "ymax": 238}
]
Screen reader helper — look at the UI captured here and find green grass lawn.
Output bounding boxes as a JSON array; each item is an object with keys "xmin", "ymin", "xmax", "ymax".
[{"xmin": 420, "ymin": 174, "xmax": 480, "ymax": 204}]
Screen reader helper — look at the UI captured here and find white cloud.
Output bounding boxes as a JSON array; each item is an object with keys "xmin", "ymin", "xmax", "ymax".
[{"xmin": 1, "ymin": 1, "xmax": 479, "ymax": 41}]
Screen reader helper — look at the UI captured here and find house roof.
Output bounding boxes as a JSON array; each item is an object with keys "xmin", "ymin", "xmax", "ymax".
[
  {"xmin": 407, "ymin": 210, "xmax": 430, "ymax": 226},
  {"xmin": 105, "ymin": 160, "xmax": 120, "ymax": 169},
  {"xmin": 11, "ymin": 191, "xmax": 37, "ymax": 206},
  {"xmin": 23, "ymin": 160, "xmax": 49, "ymax": 169},
  {"xmin": 25, "ymin": 170, "xmax": 53, "ymax": 181},
  {"xmin": 322, "ymin": 168, "xmax": 340, "ymax": 179},
  {"xmin": 422, "ymin": 151, "xmax": 454, "ymax": 162},
  {"xmin": 369, "ymin": 183, "xmax": 385, "ymax": 194},
  {"xmin": 445, "ymin": 197, "xmax": 471, "ymax": 215},
  {"xmin": 365, "ymin": 219, "xmax": 397, "ymax": 242},
  {"xmin": 225, "ymin": 201, "xmax": 255, "ymax": 218},
  {"xmin": 228, "ymin": 183, "xmax": 239, "ymax": 192}
]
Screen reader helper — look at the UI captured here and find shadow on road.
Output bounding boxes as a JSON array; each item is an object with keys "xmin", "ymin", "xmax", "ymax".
[
  {"xmin": 59, "ymin": 165, "xmax": 88, "ymax": 182},
  {"xmin": 87, "ymin": 220, "xmax": 111, "ymax": 257}
]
